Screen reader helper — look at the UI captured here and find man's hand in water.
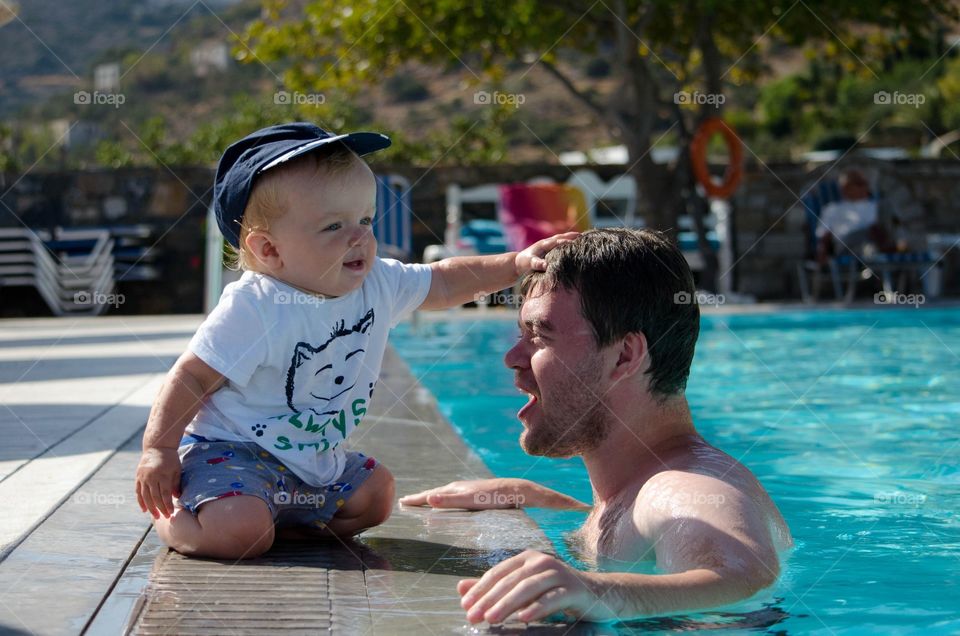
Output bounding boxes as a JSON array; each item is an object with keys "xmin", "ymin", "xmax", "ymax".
[{"xmin": 457, "ymin": 550, "xmax": 617, "ymax": 624}]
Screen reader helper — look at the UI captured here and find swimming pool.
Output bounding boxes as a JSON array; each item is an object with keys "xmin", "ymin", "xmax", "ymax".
[{"xmin": 392, "ymin": 307, "xmax": 960, "ymax": 634}]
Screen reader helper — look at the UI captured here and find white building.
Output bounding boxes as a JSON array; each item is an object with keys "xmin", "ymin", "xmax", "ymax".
[
  {"xmin": 190, "ymin": 41, "xmax": 230, "ymax": 77},
  {"xmin": 94, "ymin": 63, "xmax": 120, "ymax": 92}
]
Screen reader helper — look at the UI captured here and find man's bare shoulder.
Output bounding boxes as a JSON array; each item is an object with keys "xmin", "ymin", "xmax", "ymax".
[
  {"xmin": 632, "ymin": 470, "xmax": 746, "ymax": 535},
  {"xmin": 631, "ymin": 443, "xmax": 793, "ymax": 552}
]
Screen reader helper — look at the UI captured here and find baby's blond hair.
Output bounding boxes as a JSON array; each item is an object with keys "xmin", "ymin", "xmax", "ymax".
[{"xmin": 225, "ymin": 143, "xmax": 363, "ymax": 272}]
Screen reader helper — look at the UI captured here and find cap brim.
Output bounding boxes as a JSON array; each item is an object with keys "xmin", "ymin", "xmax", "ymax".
[{"xmin": 258, "ymin": 132, "xmax": 391, "ymax": 173}]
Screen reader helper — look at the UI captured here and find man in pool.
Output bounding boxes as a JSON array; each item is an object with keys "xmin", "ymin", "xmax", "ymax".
[{"xmin": 400, "ymin": 228, "xmax": 793, "ymax": 624}]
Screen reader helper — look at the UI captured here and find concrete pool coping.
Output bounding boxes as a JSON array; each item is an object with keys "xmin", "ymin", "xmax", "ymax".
[{"xmin": 0, "ymin": 314, "xmax": 584, "ymax": 635}]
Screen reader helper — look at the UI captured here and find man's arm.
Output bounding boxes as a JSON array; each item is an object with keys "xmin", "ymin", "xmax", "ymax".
[
  {"xmin": 589, "ymin": 472, "xmax": 779, "ymax": 617},
  {"xmin": 456, "ymin": 472, "xmax": 782, "ymax": 624},
  {"xmin": 419, "ymin": 232, "xmax": 578, "ymax": 310},
  {"xmin": 399, "ymin": 478, "xmax": 590, "ymax": 511}
]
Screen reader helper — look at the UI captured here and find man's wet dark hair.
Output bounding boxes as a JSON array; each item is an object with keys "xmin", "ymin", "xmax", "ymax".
[{"xmin": 519, "ymin": 228, "xmax": 700, "ymax": 398}]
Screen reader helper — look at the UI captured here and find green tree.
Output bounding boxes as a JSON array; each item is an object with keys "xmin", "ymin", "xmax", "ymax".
[
  {"xmin": 243, "ymin": 0, "xmax": 958, "ymax": 289},
  {"xmin": 0, "ymin": 123, "xmax": 20, "ymax": 173}
]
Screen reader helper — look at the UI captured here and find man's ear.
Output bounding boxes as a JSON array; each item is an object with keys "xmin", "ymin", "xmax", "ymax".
[
  {"xmin": 244, "ymin": 230, "xmax": 282, "ymax": 270},
  {"xmin": 610, "ymin": 331, "xmax": 648, "ymax": 382}
]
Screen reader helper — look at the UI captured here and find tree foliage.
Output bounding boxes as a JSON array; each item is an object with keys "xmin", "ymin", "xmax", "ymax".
[{"xmin": 242, "ymin": 0, "xmax": 958, "ymax": 287}]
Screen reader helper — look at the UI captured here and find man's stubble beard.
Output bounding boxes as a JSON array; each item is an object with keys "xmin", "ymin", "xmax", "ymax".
[{"xmin": 520, "ymin": 358, "xmax": 613, "ymax": 458}]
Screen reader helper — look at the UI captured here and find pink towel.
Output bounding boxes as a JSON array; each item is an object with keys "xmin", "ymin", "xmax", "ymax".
[{"xmin": 498, "ymin": 184, "xmax": 587, "ymax": 251}]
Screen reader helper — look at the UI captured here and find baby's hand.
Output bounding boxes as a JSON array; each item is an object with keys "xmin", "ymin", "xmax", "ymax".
[
  {"xmin": 515, "ymin": 232, "xmax": 580, "ymax": 276},
  {"xmin": 135, "ymin": 447, "xmax": 182, "ymax": 519}
]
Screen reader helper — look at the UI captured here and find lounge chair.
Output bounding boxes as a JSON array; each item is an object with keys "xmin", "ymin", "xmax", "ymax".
[{"xmin": 796, "ymin": 178, "xmax": 935, "ymax": 303}]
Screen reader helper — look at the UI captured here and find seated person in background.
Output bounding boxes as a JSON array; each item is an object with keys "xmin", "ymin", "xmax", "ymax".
[{"xmin": 816, "ymin": 169, "xmax": 896, "ymax": 264}]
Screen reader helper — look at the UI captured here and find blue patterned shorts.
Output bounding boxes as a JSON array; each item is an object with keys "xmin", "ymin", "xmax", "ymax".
[{"xmin": 176, "ymin": 434, "xmax": 378, "ymax": 529}]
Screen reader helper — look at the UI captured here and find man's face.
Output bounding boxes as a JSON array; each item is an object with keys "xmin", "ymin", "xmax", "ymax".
[{"xmin": 503, "ymin": 284, "xmax": 612, "ymax": 458}]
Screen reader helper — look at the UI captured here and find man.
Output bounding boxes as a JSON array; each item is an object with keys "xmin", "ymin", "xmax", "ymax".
[{"xmin": 400, "ymin": 228, "xmax": 793, "ymax": 624}]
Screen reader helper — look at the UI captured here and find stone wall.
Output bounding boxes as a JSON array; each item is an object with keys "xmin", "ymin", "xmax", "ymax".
[{"xmin": 1, "ymin": 159, "xmax": 957, "ymax": 315}]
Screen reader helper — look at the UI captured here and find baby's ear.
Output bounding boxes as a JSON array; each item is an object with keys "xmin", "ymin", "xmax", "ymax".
[{"xmin": 245, "ymin": 230, "xmax": 282, "ymax": 269}]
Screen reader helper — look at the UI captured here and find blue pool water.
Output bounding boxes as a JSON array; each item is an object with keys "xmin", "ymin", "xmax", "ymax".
[{"xmin": 392, "ymin": 307, "xmax": 960, "ymax": 634}]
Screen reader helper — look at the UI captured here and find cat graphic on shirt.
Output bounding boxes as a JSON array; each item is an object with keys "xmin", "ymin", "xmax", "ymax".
[{"xmin": 284, "ymin": 309, "xmax": 375, "ymax": 417}]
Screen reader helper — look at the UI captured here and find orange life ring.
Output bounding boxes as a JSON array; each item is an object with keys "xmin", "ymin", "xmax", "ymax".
[{"xmin": 690, "ymin": 117, "xmax": 743, "ymax": 199}]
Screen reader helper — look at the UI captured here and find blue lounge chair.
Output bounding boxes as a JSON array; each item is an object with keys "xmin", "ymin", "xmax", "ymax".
[{"xmin": 374, "ymin": 174, "xmax": 412, "ymax": 261}]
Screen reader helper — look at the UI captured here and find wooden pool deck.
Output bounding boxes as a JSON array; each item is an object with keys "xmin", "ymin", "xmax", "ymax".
[{"xmin": 0, "ymin": 315, "xmax": 586, "ymax": 635}]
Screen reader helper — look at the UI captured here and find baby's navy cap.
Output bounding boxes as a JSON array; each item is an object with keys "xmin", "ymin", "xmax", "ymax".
[{"xmin": 214, "ymin": 122, "xmax": 391, "ymax": 248}]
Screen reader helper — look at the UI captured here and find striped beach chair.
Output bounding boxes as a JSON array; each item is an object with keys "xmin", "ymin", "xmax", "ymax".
[{"xmin": 374, "ymin": 174, "xmax": 412, "ymax": 261}]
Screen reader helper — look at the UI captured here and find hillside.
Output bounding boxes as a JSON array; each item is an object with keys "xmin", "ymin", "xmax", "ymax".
[
  {"xmin": 5, "ymin": 1, "xmax": 958, "ymax": 169},
  {"xmin": 0, "ymin": 0, "xmax": 643, "ymax": 166},
  {"xmin": 0, "ymin": 0, "xmax": 252, "ymax": 117}
]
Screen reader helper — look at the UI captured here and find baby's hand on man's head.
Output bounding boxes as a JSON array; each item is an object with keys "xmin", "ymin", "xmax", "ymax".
[{"xmin": 514, "ymin": 231, "xmax": 580, "ymax": 276}]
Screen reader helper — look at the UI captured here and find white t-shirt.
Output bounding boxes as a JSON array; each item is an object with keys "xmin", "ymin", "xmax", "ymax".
[
  {"xmin": 186, "ymin": 258, "xmax": 432, "ymax": 486},
  {"xmin": 816, "ymin": 199, "xmax": 878, "ymax": 242}
]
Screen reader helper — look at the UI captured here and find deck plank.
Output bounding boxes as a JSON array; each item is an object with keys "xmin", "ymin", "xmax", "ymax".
[{"xmin": 0, "ymin": 433, "xmax": 152, "ymax": 635}]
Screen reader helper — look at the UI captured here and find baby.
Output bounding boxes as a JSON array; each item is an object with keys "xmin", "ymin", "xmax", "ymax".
[{"xmin": 134, "ymin": 122, "xmax": 575, "ymax": 559}]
